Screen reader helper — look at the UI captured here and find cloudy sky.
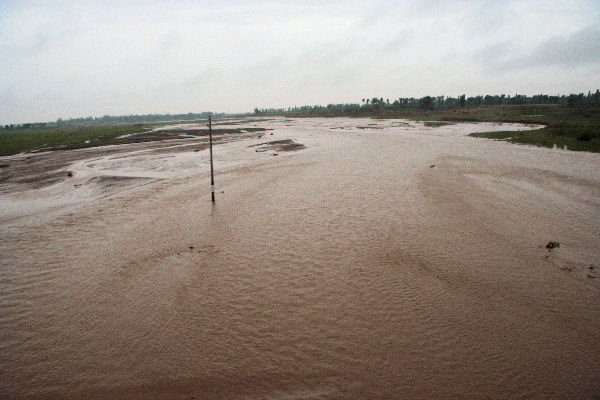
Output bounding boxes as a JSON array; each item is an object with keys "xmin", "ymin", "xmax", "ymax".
[{"xmin": 1, "ymin": 0, "xmax": 599, "ymax": 124}]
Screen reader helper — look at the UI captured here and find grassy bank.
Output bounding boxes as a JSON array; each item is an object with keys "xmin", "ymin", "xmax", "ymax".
[
  {"xmin": 0, "ymin": 120, "xmax": 267, "ymax": 156},
  {"xmin": 260, "ymin": 103, "xmax": 600, "ymax": 153},
  {"xmin": 3, "ymin": 104, "xmax": 598, "ymax": 155},
  {"xmin": 0, "ymin": 124, "xmax": 147, "ymax": 156},
  {"xmin": 462, "ymin": 105, "xmax": 600, "ymax": 152}
]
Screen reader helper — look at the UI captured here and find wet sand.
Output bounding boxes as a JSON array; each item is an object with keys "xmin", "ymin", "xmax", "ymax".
[{"xmin": 1, "ymin": 118, "xmax": 599, "ymax": 399}]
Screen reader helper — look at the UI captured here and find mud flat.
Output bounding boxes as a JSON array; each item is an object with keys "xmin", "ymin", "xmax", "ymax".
[{"xmin": 1, "ymin": 117, "xmax": 599, "ymax": 399}]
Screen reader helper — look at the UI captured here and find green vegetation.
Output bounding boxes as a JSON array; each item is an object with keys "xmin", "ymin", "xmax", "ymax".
[
  {"xmin": 0, "ymin": 124, "xmax": 149, "ymax": 156},
  {"xmin": 2, "ymin": 91, "xmax": 598, "ymax": 155},
  {"xmin": 254, "ymin": 90, "xmax": 600, "ymax": 114},
  {"xmin": 214, "ymin": 118, "xmax": 273, "ymax": 125},
  {"xmin": 0, "ymin": 123, "xmax": 268, "ymax": 156},
  {"xmin": 149, "ymin": 118, "xmax": 207, "ymax": 126},
  {"xmin": 466, "ymin": 104, "xmax": 600, "ymax": 152},
  {"xmin": 254, "ymin": 91, "xmax": 600, "ymax": 153},
  {"xmin": 243, "ymin": 127, "xmax": 272, "ymax": 132},
  {"xmin": 45, "ymin": 111, "xmax": 221, "ymax": 127}
]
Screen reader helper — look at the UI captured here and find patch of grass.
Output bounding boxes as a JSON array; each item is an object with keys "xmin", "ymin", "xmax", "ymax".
[
  {"xmin": 214, "ymin": 118, "xmax": 273, "ymax": 125},
  {"xmin": 470, "ymin": 127, "xmax": 600, "ymax": 152},
  {"xmin": 243, "ymin": 127, "xmax": 272, "ymax": 132},
  {"xmin": 0, "ymin": 124, "xmax": 151, "ymax": 156},
  {"xmin": 459, "ymin": 104, "xmax": 600, "ymax": 152},
  {"xmin": 0, "ymin": 124, "xmax": 269, "ymax": 156},
  {"xmin": 153, "ymin": 127, "xmax": 269, "ymax": 136},
  {"xmin": 469, "ymin": 131, "xmax": 521, "ymax": 140},
  {"xmin": 149, "ymin": 119, "xmax": 208, "ymax": 126}
]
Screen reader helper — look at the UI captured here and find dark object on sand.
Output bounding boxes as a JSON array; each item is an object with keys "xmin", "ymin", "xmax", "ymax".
[
  {"xmin": 249, "ymin": 139, "xmax": 305, "ymax": 153},
  {"xmin": 546, "ymin": 241, "xmax": 560, "ymax": 249},
  {"xmin": 424, "ymin": 121, "xmax": 454, "ymax": 127},
  {"xmin": 430, "ymin": 165, "xmax": 435, "ymax": 168},
  {"xmin": 189, "ymin": 246, "xmax": 194, "ymax": 250},
  {"xmin": 66, "ymin": 171, "xmax": 73, "ymax": 177}
]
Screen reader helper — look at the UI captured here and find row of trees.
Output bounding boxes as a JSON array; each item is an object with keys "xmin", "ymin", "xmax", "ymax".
[
  {"xmin": 54, "ymin": 111, "xmax": 223, "ymax": 126},
  {"xmin": 254, "ymin": 90, "xmax": 600, "ymax": 114},
  {"xmin": 3, "ymin": 111, "xmax": 223, "ymax": 130},
  {"xmin": 362, "ymin": 90, "xmax": 600, "ymax": 109}
]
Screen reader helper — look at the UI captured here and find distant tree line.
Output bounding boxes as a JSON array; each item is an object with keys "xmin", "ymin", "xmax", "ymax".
[
  {"xmin": 3, "ymin": 111, "xmax": 223, "ymax": 130},
  {"xmin": 254, "ymin": 89, "xmax": 600, "ymax": 114}
]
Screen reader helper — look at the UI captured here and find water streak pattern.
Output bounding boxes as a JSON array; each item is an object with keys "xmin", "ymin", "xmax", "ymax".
[{"xmin": 1, "ymin": 118, "xmax": 599, "ymax": 399}]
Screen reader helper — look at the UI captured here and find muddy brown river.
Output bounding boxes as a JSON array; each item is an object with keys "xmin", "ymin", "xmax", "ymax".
[{"xmin": 1, "ymin": 118, "xmax": 599, "ymax": 399}]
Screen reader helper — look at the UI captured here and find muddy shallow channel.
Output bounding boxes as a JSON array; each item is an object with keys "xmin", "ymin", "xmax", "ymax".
[{"xmin": 1, "ymin": 117, "xmax": 599, "ymax": 399}]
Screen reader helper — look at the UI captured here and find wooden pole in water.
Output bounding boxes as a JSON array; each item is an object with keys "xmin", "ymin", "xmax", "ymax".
[{"xmin": 209, "ymin": 114, "xmax": 215, "ymax": 202}]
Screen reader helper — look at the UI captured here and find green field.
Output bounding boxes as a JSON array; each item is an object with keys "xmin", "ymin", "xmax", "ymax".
[{"xmin": 0, "ymin": 120, "xmax": 268, "ymax": 156}]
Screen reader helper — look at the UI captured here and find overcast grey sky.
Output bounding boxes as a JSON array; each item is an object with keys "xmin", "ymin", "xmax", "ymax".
[{"xmin": 1, "ymin": 0, "xmax": 599, "ymax": 124}]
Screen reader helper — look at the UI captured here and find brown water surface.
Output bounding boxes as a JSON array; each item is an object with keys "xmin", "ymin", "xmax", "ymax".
[{"xmin": 1, "ymin": 118, "xmax": 599, "ymax": 399}]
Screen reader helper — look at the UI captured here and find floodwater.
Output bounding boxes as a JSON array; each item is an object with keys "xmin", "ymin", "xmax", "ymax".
[{"xmin": 1, "ymin": 118, "xmax": 599, "ymax": 399}]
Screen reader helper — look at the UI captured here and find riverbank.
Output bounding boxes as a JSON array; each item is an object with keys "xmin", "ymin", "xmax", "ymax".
[
  {"xmin": 0, "ymin": 118, "xmax": 269, "ymax": 156},
  {"xmin": 255, "ymin": 103, "xmax": 600, "ymax": 152}
]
